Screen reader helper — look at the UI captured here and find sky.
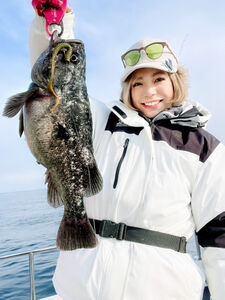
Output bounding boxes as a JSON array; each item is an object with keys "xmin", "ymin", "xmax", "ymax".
[{"xmin": 0, "ymin": 0, "xmax": 225, "ymax": 193}]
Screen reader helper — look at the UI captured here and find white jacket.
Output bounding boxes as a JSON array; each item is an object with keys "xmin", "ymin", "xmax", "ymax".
[{"xmin": 29, "ymin": 13, "xmax": 225, "ymax": 300}]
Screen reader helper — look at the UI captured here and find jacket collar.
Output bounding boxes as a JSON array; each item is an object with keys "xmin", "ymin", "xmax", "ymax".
[
  {"xmin": 106, "ymin": 100, "xmax": 147, "ymax": 127},
  {"xmin": 106, "ymin": 99, "xmax": 211, "ymax": 128}
]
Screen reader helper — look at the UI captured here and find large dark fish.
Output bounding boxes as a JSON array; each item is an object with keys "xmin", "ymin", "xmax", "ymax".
[{"xmin": 3, "ymin": 32, "xmax": 103, "ymax": 250}]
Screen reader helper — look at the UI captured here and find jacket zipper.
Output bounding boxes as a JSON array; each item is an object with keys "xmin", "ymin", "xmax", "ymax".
[{"xmin": 113, "ymin": 138, "xmax": 130, "ymax": 189}]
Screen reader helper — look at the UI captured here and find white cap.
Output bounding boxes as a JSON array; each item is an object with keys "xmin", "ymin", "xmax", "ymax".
[{"xmin": 121, "ymin": 38, "xmax": 178, "ymax": 82}]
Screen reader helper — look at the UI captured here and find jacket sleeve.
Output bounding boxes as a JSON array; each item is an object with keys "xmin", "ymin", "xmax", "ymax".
[
  {"xmin": 89, "ymin": 98, "xmax": 110, "ymax": 153},
  {"xmin": 191, "ymin": 142, "xmax": 225, "ymax": 300},
  {"xmin": 29, "ymin": 11, "xmax": 75, "ymax": 68}
]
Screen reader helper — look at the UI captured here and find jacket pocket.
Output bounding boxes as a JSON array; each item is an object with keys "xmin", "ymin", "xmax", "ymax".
[{"xmin": 113, "ymin": 138, "xmax": 130, "ymax": 189}]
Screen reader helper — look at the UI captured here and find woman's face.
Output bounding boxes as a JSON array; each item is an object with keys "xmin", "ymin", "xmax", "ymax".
[{"xmin": 130, "ymin": 68, "xmax": 174, "ymax": 118}]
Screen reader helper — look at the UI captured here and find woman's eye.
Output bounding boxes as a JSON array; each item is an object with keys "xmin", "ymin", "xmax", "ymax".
[
  {"xmin": 133, "ymin": 82, "xmax": 142, "ymax": 87},
  {"xmin": 155, "ymin": 77, "xmax": 165, "ymax": 83}
]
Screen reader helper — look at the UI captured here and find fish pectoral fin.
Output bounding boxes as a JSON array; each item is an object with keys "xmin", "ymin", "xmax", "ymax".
[
  {"xmin": 84, "ymin": 161, "xmax": 103, "ymax": 197},
  {"xmin": 19, "ymin": 111, "xmax": 24, "ymax": 137},
  {"xmin": 45, "ymin": 170, "xmax": 64, "ymax": 207},
  {"xmin": 2, "ymin": 86, "xmax": 40, "ymax": 118}
]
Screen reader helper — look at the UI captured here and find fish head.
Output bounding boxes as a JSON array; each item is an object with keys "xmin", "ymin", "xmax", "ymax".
[
  {"xmin": 31, "ymin": 36, "xmax": 86, "ymax": 91},
  {"xmin": 50, "ymin": 39, "xmax": 86, "ymax": 90}
]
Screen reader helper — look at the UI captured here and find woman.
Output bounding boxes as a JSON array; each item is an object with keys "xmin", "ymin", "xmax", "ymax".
[{"xmin": 29, "ymin": 3, "xmax": 225, "ymax": 300}]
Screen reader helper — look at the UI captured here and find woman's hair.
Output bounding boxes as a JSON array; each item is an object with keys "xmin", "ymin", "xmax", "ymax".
[{"xmin": 120, "ymin": 65, "xmax": 189, "ymax": 110}]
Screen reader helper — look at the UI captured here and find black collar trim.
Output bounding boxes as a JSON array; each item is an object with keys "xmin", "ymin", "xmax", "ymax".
[{"xmin": 112, "ymin": 106, "xmax": 127, "ymax": 119}]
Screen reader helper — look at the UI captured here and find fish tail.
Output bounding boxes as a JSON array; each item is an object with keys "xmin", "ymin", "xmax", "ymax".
[{"xmin": 56, "ymin": 214, "xmax": 98, "ymax": 250}]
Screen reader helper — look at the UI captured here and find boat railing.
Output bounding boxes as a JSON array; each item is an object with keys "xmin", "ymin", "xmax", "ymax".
[
  {"xmin": 0, "ymin": 246, "xmax": 58, "ymax": 300},
  {"xmin": 0, "ymin": 240, "xmax": 211, "ymax": 300}
]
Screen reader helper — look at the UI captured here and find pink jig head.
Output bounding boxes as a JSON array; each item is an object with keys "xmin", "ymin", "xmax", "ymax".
[{"xmin": 32, "ymin": 0, "xmax": 67, "ymax": 36}]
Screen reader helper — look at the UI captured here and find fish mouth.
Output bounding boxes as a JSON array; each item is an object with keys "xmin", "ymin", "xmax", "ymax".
[{"xmin": 50, "ymin": 30, "xmax": 84, "ymax": 48}]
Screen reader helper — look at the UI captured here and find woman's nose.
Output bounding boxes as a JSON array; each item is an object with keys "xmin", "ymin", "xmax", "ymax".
[{"xmin": 144, "ymin": 85, "xmax": 156, "ymax": 97}]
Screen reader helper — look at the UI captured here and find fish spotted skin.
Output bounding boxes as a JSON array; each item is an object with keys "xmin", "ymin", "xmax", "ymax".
[{"xmin": 3, "ymin": 38, "xmax": 103, "ymax": 250}]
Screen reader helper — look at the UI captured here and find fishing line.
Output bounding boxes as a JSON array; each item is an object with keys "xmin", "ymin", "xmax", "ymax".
[{"xmin": 178, "ymin": 33, "xmax": 189, "ymax": 58}]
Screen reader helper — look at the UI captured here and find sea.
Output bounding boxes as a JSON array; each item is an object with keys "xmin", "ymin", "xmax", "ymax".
[
  {"xmin": 0, "ymin": 189, "xmax": 204, "ymax": 300},
  {"xmin": 0, "ymin": 189, "xmax": 63, "ymax": 300}
]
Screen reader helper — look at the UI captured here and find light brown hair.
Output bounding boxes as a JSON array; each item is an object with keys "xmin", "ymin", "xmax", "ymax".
[{"xmin": 120, "ymin": 65, "xmax": 189, "ymax": 110}]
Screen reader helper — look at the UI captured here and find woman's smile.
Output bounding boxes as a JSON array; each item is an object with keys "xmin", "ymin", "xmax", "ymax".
[{"xmin": 141, "ymin": 99, "xmax": 163, "ymax": 108}]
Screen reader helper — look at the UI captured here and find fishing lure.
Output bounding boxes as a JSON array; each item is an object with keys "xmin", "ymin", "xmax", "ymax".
[{"xmin": 48, "ymin": 42, "xmax": 72, "ymax": 111}]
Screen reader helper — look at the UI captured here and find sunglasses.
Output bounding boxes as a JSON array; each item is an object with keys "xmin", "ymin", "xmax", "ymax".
[{"xmin": 121, "ymin": 42, "xmax": 175, "ymax": 67}]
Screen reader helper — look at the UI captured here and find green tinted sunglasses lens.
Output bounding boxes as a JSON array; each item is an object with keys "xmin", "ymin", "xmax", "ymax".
[
  {"xmin": 124, "ymin": 50, "xmax": 140, "ymax": 66},
  {"xmin": 146, "ymin": 43, "xmax": 163, "ymax": 59}
]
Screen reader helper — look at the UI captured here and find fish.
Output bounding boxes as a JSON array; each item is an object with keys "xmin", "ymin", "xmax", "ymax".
[{"xmin": 2, "ymin": 32, "xmax": 103, "ymax": 250}]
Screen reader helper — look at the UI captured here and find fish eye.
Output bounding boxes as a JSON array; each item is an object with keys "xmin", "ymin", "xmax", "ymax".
[{"xmin": 70, "ymin": 53, "xmax": 78, "ymax": 63}]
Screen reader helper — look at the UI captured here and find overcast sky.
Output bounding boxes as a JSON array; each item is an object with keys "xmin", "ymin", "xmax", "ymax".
[{"xmin": 0, "ymin": 0, "xmax": 225, "ymax": 193}]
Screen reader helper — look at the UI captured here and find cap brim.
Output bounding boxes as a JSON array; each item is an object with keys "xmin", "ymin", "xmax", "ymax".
[{"xmin": 120, "ymin": 62, "xmax": 176, "ymax": 83}]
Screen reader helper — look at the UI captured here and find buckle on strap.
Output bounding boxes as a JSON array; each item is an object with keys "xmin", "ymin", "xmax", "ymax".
[{"xmin": 99, "ymin": 220, "xmax": 127, "ymax": 240}]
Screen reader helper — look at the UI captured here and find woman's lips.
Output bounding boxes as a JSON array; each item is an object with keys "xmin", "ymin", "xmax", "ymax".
[{"xmin": 142, "ymin": 100, "xmax": 162, "ymax": 109}]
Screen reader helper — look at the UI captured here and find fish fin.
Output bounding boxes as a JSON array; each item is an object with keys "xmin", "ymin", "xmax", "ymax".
[
  {"xmin": 19, "ymin": 110, "xmax": 24, "ymax": 137},
  {"xmin": 84, "ymin": 161, "xmax": 103, "ymax": 197},
  {"xmin": 2, "ymin": 87, "xmax": 39, "ymax": 118},
  {"xmin": 56, "ymin": 214, "xmax": 98, "ymax": 250},
  {"xmin": 45, "ymin": 170, "xmax": 64, "ymax": 208}
]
